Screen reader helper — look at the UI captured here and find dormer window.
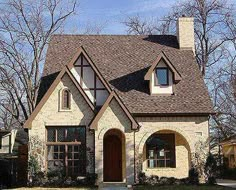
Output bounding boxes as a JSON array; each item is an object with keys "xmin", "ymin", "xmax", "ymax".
[
  {"xmin": 62, "ymin": 89, "xmax": 71, "ymax": 110},
  {"xmin": 144, "ymin": 51, "xmax": 182, "ymax": 95},
  {"xmin": 155, "ymin": 68, "xmax": 169, "ymax": 86}
]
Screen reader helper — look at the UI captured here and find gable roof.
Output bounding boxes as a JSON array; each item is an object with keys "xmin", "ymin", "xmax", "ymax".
[
  {"xmin": 144, "ymin": 51, "xmax": 182, "ymax": 82},
  {"xmin": 39, "ymin": 35, "xmax": 214, "ymax": 115},
  {"xmin": 24, "ymin": 66, "xmax": 95, "ymax": 128},
  {"xmin": 67, "ymin": 46, "xmax": 112, "ymax": 93},
  {"xmin": 90, "ymin": 91, "xmax": 139, "ymax": 130}
]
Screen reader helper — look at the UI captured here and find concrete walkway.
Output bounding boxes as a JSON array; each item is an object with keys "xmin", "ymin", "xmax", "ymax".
[{"xmin": 217, "ymin": 179, "xmax": 236, "ymax": 188}]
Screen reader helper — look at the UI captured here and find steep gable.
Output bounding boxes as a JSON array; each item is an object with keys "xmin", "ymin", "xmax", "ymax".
[
  {"xmin": 24, "ymin": 67, "xmax": 94, "ymax": 128},
  {"xmin": 90, "ymin": 91, "xmax": 139, "ymax": 130}
]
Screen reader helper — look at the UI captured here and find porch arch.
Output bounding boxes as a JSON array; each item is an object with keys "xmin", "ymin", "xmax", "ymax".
[{"xmin": 138, "ymin": 126, "xmax": 194, "ymax": 155}]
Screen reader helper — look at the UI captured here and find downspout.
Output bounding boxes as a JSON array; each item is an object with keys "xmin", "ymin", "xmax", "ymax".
[
  {"xmin": 134, "ymin": 130, "xmax": 136, "ymax": 184},
  {"xmin": 133, "ymin": 125, "xmax": 140, "ymax": 184}
]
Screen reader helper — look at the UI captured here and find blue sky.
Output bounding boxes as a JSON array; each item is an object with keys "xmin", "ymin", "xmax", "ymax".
[{"xmin": 66, "ymin": 0, "xmax": 176, "ymax": 34}]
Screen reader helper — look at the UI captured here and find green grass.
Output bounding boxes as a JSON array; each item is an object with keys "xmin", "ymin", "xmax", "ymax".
[
  {"xmin": 133, "ymin": 185, "xmax": 233, "ymax": 190},
  {"xmin": 11, "ymin": 187, "xmax": 97, "ymax": 190}
]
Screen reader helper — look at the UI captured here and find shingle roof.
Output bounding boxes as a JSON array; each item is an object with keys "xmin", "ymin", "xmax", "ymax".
[{"xmin": 40, "ymin": 34, "xmax": 214, "ymax": 115}]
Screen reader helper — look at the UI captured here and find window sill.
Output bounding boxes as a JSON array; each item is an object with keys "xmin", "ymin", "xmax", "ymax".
[
  {"xmin": 58, "ymin": 109, "xmax": 72, "ymax": 112},
  {"xmin": 145, "ymin": 167, "xmax": 176, "ymax": 171}
]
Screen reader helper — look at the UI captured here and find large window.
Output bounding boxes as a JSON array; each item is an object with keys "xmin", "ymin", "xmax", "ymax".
[
  {"xmin": 146, "ymin": 134, "xmax": 175, "ymax": 168},
  {"xmin": 155, "ymin": 68, "xmax": 169, "ymax": 86},
  {"xmin": 46, "ymin": 127, "xmax": 86, "ymax": 177}
]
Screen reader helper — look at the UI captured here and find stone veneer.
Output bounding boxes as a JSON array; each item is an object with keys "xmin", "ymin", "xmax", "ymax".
[
  {"xmin": 28, "ymin": 74, "xmax": 94, "ymax": 173},
  {"xmin": 94, "ymin": 98, "xmax": 135, "ymax": 185},
  {"xmin": 134, "ymin": 116, "xmax": 209, "ymax": 180},
  {"xmin": 28, "ymin": 73, "xmax": 209, "ymax": 184}
]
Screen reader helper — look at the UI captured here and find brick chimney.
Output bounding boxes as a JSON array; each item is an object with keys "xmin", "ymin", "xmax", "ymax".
[{"xmin": 176, "ymin": 17, "xmax": 195, "ymax": 54}]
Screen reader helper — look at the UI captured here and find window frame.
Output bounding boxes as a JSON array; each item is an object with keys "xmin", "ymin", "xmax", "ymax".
[
  {"xmin": 154, "ymin": 67, "xmax": 169, "ymax": 86},
  {"xmin": 45, "ymin": 126, "xmax": 86, "ymax": 177},
  {"xmin": 146, "ymin": 133, "xmax": 176, "ymax": 168},
  {"xmin": 61, "ymin": 88, "xmax": 71, "ymax": 110}
]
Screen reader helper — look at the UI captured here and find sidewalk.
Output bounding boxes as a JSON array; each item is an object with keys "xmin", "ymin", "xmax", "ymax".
[{"xmin": 217, "ymin": 179, "xmax": 236, "ymax": 189}]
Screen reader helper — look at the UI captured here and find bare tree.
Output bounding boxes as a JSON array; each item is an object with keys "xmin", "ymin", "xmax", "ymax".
[
  {"xmin": 80, "ymin": 20, "xmax": 107, "ymax": 34},
  {"xmin": 0, "ymin": 0, "xmax": 77, "ymax": 128},
  {"xmin": 123, "ymin": 0, "xmax": 236, "ymax": 147},
  {"xmin": 123, "ymin": 0, "xmax": 233, "ymax": 76},
  {"xmin": 123, "ymin": 15, "xmax": 158, "ymax": 35}
]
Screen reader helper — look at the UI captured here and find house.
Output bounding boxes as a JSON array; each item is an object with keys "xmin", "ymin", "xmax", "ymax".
[
  {"xmin": 220, "ymin": 135, "xmax": 236, "ymax": 168},
  {"xmin": 24, "ymin": 17, "xmax": 213, "ymax": 186},
  {"xmin": 0, "ymin": 129, "xmax": 23, "ymax": 187},
  {"xmin": 0, "ymin": 129, "xmax": 17, "ymax": 154}
]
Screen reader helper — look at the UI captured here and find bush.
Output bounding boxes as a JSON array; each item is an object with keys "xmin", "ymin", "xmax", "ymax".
[
  {"xmin": 138, "ymin": 172, "xmax": 147, "ymax": 184},
  {"xmin": 138, "ymin": 172, "xmax": 193, "ymax": 186},
  {"xmin": 85, "ymin": 173, "xmax": 97, "ymax": 185},
  {"xmin": 204, "ymin": 153, "xmax": 217, "ymax": 184},
  {"xmin": 220, "ymin": 167, "xmax": 236, "ymax": 180},
  {"xmin": 189, "ymin": 167, "xmax": 199, "ymax": 185}
]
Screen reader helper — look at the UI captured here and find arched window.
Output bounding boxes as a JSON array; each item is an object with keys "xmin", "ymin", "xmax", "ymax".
[
  {"xmin": 62, "ymin": 89, "xmax": 71, "ymax": 109},
  {"xmin": 146, "ymin": 133, "xmax": 175, "ymax": 168}
]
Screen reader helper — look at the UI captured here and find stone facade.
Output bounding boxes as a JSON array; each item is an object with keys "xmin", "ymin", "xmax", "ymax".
[
  {"xmin": 94, "ymin": 98, "xmax": 135, "ymax": 185},
  {"xmin": 28, "ymin": 74, "xmax": 94, "ymax": 173},
  {"xmin": 135, "ymin": 116, "xmax": 209, "ymax": 180},
  {"xmin": 177, "ymin": 17, "xmax": 195, "ymax": 53},
  {"xmin": 28, "ymin": 73, "xmax": 209, "ymax": 185}
]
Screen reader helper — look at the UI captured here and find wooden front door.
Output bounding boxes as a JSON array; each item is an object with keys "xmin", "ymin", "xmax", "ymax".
[{"xmin": 104, "ymin": 135, "xmax": 122, "ymax": 182}]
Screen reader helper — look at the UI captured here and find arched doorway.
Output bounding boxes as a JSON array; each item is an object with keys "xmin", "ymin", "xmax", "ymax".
[{"xmin": 103, "ymin": 129, "xmax": 124, "ymax": 182}]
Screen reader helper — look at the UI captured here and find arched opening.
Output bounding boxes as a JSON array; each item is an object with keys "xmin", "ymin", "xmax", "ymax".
[
  {"xmin": 142, "ymin": 130, "xmax": 191, "ymax": 178},
  {"xmin": 103, "ymin": 129, "xmax": 125, "ymax": 182}
]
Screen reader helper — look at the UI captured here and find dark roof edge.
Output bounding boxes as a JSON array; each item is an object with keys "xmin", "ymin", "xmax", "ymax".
[{"xmin": 132, "ymin": 112, "xmax": 215, "ymax": 117}]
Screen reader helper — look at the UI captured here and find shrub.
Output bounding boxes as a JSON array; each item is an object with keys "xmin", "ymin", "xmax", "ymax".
[
  {"xmin": 189, "ymin": 167, "xmax": 199, "ymax": 185},
  {"xmin": 204, "ymin": 153, "xmax": 217, "ymax": 184},
  {"xmin": 85, "ymin": 173, "xmax": 97, "ymax": 185},
  {"xmin": 138, "ymin": 172, "xmax": 147, "ymax": 184}
]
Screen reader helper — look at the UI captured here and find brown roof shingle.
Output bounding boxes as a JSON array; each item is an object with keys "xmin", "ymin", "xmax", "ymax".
[{"xmin": 40, "ymin": 35, "xmax": 214, "ymax": 115}]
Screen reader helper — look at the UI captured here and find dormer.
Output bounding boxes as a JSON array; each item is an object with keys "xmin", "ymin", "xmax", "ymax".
[{"xmin": 144, "ymin": 51, "xmax": 181, "ymax": 95}]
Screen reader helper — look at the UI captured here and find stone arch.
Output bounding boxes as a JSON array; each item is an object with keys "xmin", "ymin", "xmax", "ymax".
[
  {"xmin": 98, "ymin": 126, "xmax": 125, "ymax": 140},
  {"xmin": 138, "ymin": 126, "xmax": 194, "ymax": 155}
]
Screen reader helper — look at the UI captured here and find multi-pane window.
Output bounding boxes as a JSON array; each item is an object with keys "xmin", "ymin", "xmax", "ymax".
[
  {"xmin": 146, "ymin": 134, "xmax": 175, "ymax": 168},
  {"xmin": 73, "ymin": 55, "xmax": 109, "ymax": 107},
  {"xmin": 62, "ymin": 89, "xmax": 71, "ymax": 109},
  {"xmin": 46, "ymin": 127, "xmax": 86, "ymax": 177},
  {"xmin": 155, "ymin": 68, "xmax": 169, "ymax": 86}
]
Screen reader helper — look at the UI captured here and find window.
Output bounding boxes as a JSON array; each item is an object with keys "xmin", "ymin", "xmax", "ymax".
[
  {"xmin": 46, "ymin": 127, "xmax": 86, "ymax": 177},
  {"xmin": 146, "ymin": 134, "xmax": 175, "ymax": 168},
  {"xmin": 62, "ymin": 89, "xmax": 71, "ymax": 110},
  {"xmin": 155, "ymin": 68, "xmax": 169, "ymax": 86}
]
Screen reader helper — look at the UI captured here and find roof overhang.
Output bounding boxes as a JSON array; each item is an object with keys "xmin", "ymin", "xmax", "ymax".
[
  {"xmin": 144, "ymin": 51, "xmax": 182, "ymax": 82},
  {"xmin": 89, "ymin": 91, "xmax": 139, "ymax": 131}
]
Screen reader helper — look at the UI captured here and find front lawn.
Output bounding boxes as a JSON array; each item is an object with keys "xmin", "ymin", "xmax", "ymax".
[
  {"xmin": 134, "ymin": 185, "xmax": 233, "ymax": 190},
  {"xmin": 10, "ymin": 187, "xmax": 97, "ymax": 190}
]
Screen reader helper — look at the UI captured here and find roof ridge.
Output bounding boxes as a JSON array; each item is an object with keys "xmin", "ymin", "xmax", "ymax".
[{"xmin": 51, "ymin": 34, "xmax": 177, "ymax": 37}]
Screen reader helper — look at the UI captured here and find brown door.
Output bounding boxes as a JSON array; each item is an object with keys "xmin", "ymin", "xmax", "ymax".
[{"xmin": 104, "ymin": 135, "xmax": 122, "ymax": 182}]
